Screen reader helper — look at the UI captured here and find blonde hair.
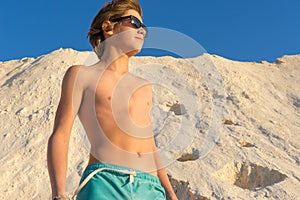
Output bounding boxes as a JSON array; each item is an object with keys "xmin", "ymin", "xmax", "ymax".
[{"xmin": 87, "ymin": 0, "xmax": 143, "ymax": 49}]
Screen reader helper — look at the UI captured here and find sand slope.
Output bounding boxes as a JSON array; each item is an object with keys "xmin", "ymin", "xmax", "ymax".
[{"xmin": 0, "ymin": 48, "xmax": 299, "ymax": 200}]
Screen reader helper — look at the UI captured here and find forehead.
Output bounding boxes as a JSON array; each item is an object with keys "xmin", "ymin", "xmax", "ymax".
[{"xmin": 122, "ymin": 9, "xmax": 143, "ymax": 22}]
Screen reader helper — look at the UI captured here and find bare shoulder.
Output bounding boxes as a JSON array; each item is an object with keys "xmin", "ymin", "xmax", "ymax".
[
  {"xmin": 62, "ymin": 65, "xmax": 85, "ymax": 87},
  {"xmin": 64, "ymin": 65, "xmax": 82, "ymax": 77},
  {"xmin": 54, "ymin": 65, "xmax": 88, "ymax": 119},
  {"xmin": 63, "ymin": 65, "xmax": 91, "ymax": 86},
  {"xmin": 60, "ymin": 65, "xmax": 84, "ymax": 98}
]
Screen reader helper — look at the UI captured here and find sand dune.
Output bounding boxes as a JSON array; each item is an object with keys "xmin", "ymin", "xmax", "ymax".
[{"xmin": 0, "ymin": 48, "xmax": 299, "ymax": 199}]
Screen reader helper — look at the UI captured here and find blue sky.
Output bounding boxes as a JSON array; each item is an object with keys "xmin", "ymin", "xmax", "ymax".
[{"xmin": 1, "ymin": 0, "xmax": 299, "ymax": 62}]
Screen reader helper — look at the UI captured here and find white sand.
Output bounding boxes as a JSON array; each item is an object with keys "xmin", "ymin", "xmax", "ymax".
[{"xmin": 0, "ymin": 48, "xmax": 299, "ymax": 200}]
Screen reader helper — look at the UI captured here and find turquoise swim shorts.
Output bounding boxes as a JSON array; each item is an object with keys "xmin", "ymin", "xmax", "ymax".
[{"xmin": 75, "ymin": 162, "xmax": 166, "ymax": 200}]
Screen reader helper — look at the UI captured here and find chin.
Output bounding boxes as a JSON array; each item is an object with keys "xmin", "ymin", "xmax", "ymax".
[
  {"xmin": 127, "ymin": 48, "xmax": 141, "ymax": 57},
  {"xmin": 120, "ymin": 36, "xmax": 144, "ymax": 57}
]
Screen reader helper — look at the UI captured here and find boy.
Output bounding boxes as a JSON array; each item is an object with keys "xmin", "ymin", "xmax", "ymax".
[{"xmin": 47, "ymin": 0, "xmax": 178, "ymax": 199}]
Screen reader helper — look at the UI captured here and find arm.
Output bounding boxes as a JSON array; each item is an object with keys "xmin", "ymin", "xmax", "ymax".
[
  {"xmin": 47, "ymin": 65, "xmax": 81, "ymax": 198},
  {"xmin": 154, "ymin": 147, "xmax": 178, "ymax": 200},
  {"xmin": 147, "ymin": 84, "xmax": 178, "ymax": 200}
]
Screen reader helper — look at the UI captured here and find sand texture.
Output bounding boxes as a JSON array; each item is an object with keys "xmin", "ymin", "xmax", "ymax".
[{"xmin": 0, "ymin": 48, "xmax": 299, "ymax": 199}]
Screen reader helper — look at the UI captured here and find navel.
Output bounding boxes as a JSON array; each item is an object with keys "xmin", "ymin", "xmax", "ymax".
[
  {"xmin": 137, "ymin": 152, "xmax": 141, "ymax": 157},
  {"xmin": 107, "ymin": 96, "xmax": 111, "ymax": 101}
]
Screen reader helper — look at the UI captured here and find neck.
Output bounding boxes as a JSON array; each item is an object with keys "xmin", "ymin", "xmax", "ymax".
[{"xmin": 99, "ymin": 45, "xmax": 130, "ymax": 76}]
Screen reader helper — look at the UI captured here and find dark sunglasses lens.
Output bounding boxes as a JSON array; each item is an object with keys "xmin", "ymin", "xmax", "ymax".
[
  {"xmin": 131, "ymin": 16, "xmax": 148, "ymax": 37},
  {"xmin": 131, "ymin": 16, "xmax": 141, "ymax": 28}
]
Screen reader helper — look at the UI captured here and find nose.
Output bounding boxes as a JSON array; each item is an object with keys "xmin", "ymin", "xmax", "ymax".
[{"xmin": 137, "ymin": 27, "xmax": 147, "ymax": 38}]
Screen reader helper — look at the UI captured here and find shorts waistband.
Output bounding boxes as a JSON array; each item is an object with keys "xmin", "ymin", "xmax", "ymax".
[
  {"xmin": 72, "ymin": 162, "xmax": 161, "ymax": 199},
  {"xmin": 83, "ymin": 162, "xmax": 160, "ymax": 184}
]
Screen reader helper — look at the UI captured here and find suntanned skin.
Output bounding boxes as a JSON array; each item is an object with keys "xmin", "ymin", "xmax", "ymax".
[{"xmin": 47, "ymin": 9, "xmax": 178, "ymax": 200}]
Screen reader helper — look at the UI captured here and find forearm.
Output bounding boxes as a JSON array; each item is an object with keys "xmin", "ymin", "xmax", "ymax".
[
  {"xmin": 152, "ymin": 145, "xmax": 178, "ymax": 199},
  {"xmin": 47, "ymin": 133, "xmax": 70, "ymax": 198},
  {"xmin": 157, "ymin": 168, "xmax": 178, "ymax": 200}
]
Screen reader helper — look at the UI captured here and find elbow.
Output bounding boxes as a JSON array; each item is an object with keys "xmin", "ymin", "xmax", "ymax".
[{"xmin": 48, "ymin": 130, "xmax": 70, "ymax": 147}]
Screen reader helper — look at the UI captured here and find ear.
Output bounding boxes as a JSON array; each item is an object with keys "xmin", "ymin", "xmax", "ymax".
[{"xmin": 102, "ymin": 21, "xmax": 114, "ymax": 37}]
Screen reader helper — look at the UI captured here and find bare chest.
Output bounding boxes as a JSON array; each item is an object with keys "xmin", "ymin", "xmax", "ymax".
[{"xmin": 95, "ymin": 73, "xmax": 151, "ymax": 114}]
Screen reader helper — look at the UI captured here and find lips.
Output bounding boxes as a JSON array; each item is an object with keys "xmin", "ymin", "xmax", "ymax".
[{"xmin": 134, "ymin": 36, "xmax": 143, "ymax": 41}]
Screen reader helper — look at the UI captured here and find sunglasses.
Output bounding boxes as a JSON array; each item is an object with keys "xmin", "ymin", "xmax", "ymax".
[{"xmin": 111, "ymin": 15, "xmax": 148, "ymax": 37}]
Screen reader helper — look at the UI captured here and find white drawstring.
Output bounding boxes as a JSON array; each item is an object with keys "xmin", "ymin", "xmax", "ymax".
[
  {"xmin": 72, "ymin": 167, "xmax": 136, "ymax": 200},
  {"xmin": 129, "ymin": 173, "xmax": 135, "ymax": 184}
]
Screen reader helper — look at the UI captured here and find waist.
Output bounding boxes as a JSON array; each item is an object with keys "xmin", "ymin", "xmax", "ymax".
[
  {"xmin": 88, "ymin": 150, "xmax": 158, "ymax": 176},
  {"xmin": 84, "ymin": 160, "xmax": 160, "ymax": 181}
]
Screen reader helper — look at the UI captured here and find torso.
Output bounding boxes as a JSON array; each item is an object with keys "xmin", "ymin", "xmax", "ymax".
[{"xmin": 77, "ymin": 65, "xmax": 157, "ymax": 176}]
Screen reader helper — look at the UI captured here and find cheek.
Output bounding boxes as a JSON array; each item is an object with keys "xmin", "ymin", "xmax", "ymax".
[
  {"xmin": 111, "ymin": 29, "xmax": 143, "ymax": 52},
  {"xmin": 117, "ymin": 29, "xmax": 137, "ymax": 42},
  {"xmin": 113, "ymin": 24, "xmax": 123, "ymax": 35}
]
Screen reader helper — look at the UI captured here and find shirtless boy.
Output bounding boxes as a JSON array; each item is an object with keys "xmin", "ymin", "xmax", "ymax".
[{"xmin": 47, "ymin": 0, "xmax": 178, "ymax": 199}]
